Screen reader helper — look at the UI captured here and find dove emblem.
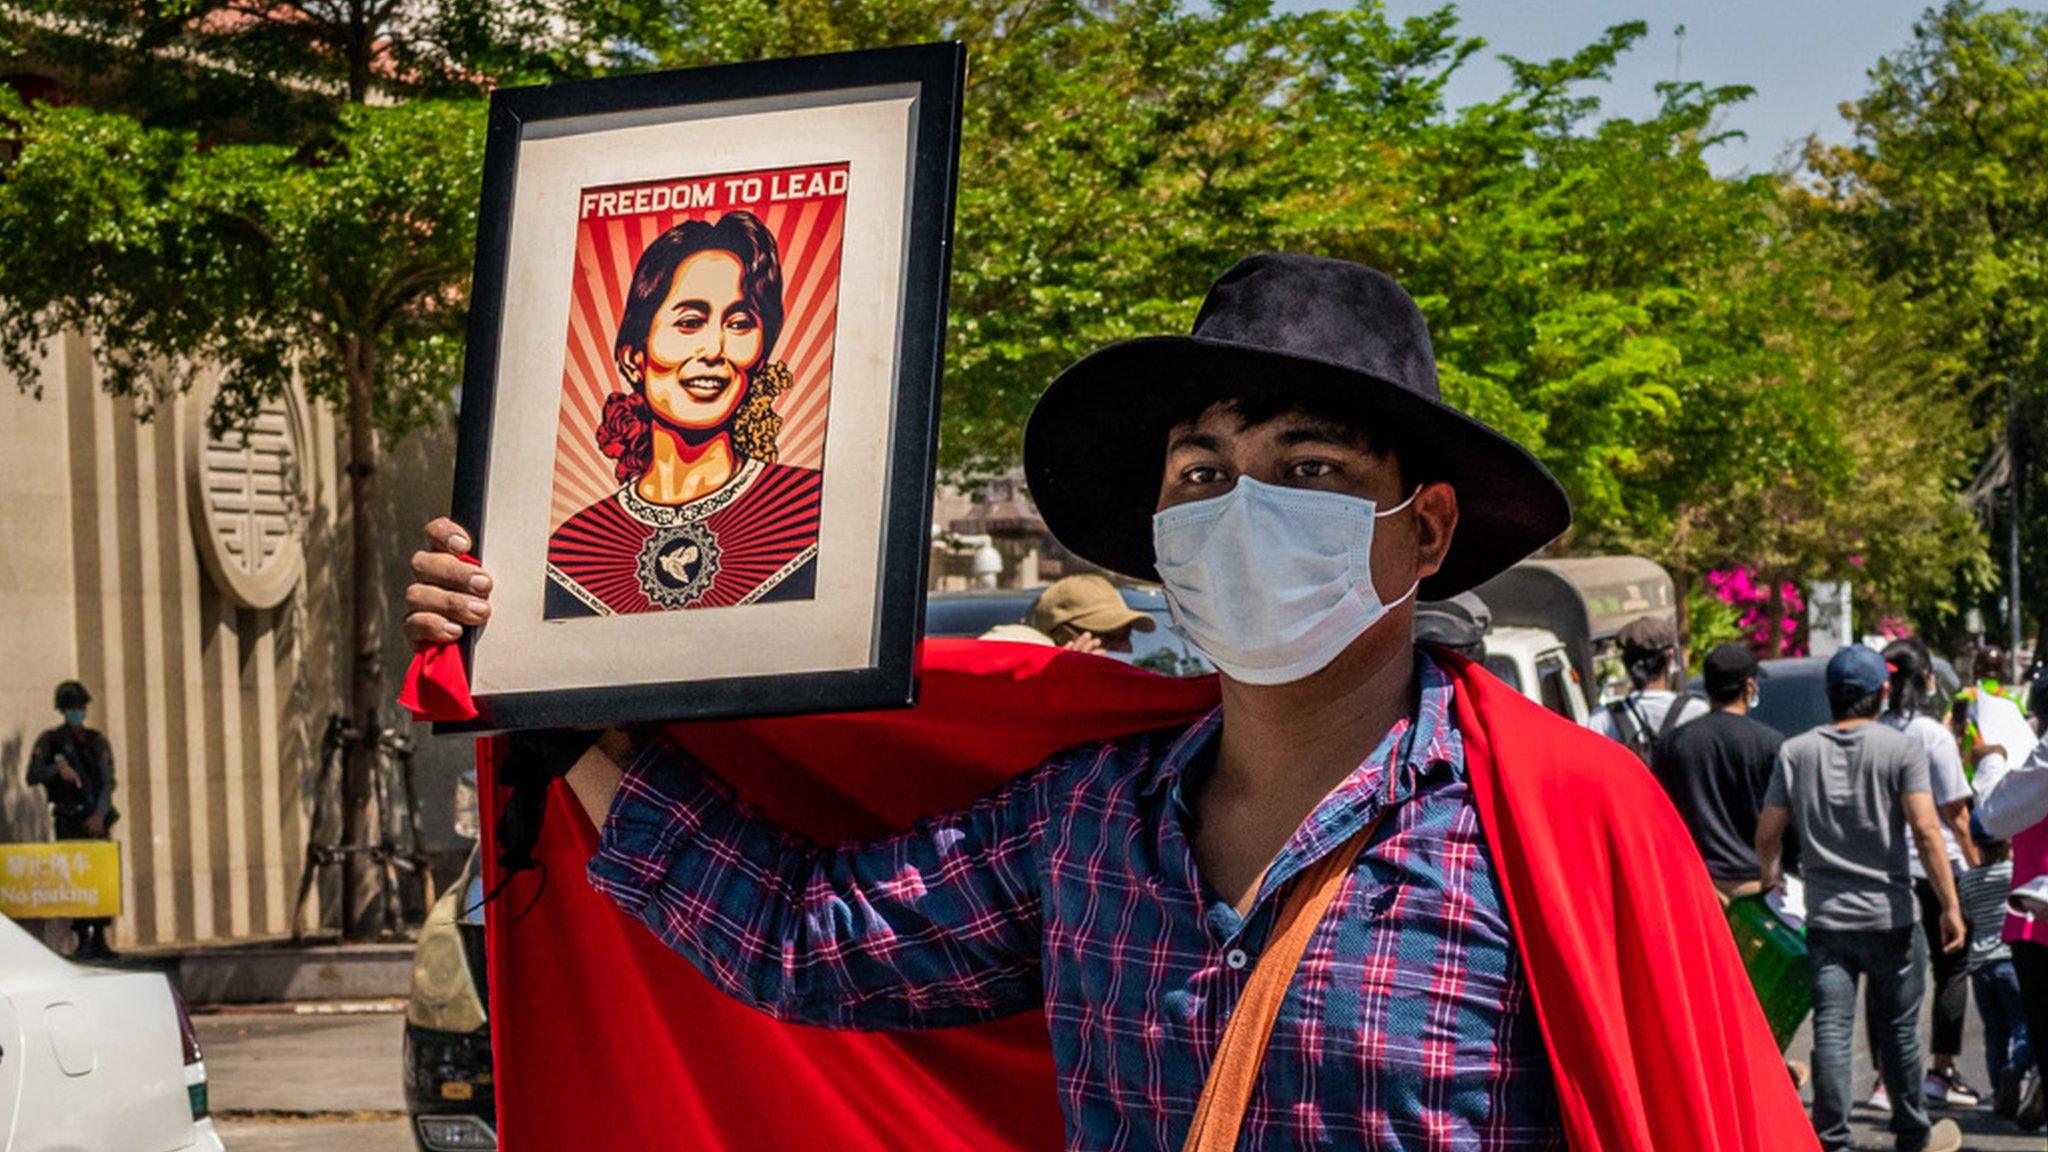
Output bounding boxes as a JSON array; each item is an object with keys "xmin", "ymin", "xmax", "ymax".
[{"xmin": 636, "ymin": 522, "xmax": 721, "ymax": 608}]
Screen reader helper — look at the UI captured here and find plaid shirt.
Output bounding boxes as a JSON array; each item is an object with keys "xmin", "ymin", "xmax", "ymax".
[{"xmin": 590, "ymin": 654, "xmax": 1562, "ymax": 1150}]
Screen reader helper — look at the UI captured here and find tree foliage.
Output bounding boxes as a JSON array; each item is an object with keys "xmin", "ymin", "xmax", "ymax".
[
  {"xmin": 0, "ymin": 93, "xmax": 483, "ymax": 437},
  {"xmin": 0, "ymin": 0, "xmax": 2018, "ymax": 645},
  {"xmin": 1806, "ymin": 0, "xmax": 2048, "ymax": 644}
]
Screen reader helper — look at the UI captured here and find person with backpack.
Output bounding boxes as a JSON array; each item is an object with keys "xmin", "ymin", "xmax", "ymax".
[{"xmin": 1590, "ymin": 615, "xmax": 1707, "ymax": 761}]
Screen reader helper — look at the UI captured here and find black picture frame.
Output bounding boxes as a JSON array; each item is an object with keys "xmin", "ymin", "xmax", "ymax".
[{"xmin": 440, "ymin": 42, "xmax": 965, "ymax": 734}]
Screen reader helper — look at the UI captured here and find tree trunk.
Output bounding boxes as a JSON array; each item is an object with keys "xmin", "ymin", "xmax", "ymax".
[
  {"xmin": 341, "ymin": 355, "xmax": 386, "ymax": 939},
  {"xmin": 347, "ymin": 0, "xmax": 372, "ymax": 105},
  {"xmin": 1764, "ymin": 578, "xmax": 1787, "ymax": 660},
  {"xmin": 1673, "ymin": 566, "xmax": 1691, "ymax": 672},
  {"xmin": 2008, "ymin": 378, "xmax": 2024, "ymax": 683}
]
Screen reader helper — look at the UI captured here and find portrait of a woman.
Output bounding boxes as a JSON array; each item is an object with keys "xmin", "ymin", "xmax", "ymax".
[{"xmin": 545, "ymin": 211, "xmax": 823, "ymax": 617}]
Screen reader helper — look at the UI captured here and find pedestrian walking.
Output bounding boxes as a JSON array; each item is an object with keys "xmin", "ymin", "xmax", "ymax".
[
  {"xmin": 1970, "ymin": 709, "xmax": 2048, "ymax": 1131},
  {"xmin": 1875, "ymin": 638, "xmax": 1982, "ymax": 1110},
  {"xmin": 408, "ymin": 254, "xmax": 1816, "ymax": 1150},
  {"xmin": 1590, "ymin": 615, "xmax": 1706, "ymax": 761},
  {"xmin": 1756, "ymin": 644, "xmax": 1966, "ymax": 1152},
  {"xmin": 1954, "ymin": 818, "xmax": 2033, "ymax": 1121},
  {"xmin": 1651, "ymin": 643, "xmax": 1782, "ymax": 903},
  {"xmin": 24, "ymin": 680, "xmax": 119, "ymax": 960}
]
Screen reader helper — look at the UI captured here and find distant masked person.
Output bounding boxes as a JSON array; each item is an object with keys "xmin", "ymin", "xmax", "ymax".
[
  {"xmin": 1590, "ymin": 615, "xmax": 1706, "ymax": 762},
  {"xmin": 26, "ymin": 680, "xmax": 119, "ymax": 960},
  {"xmin": 1651, "ymin": 644, "xmax": 1783, "ymax": 904},
  {"xmin": 1876, "ymin": 637, "xmax": 1981, "ymax": 1111},
  {"xmin": 977, "ymin": 575, "xmax": 1160, "ymax": 656}
]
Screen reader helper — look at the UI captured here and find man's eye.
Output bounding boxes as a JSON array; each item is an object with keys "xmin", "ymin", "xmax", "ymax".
[
  {"xmin": 1182, "ymin": 465, "xmax": 1228, "ymax": 485},
  {"xmin": 1290, "ymin": 460, "xmax": 1338, "ymax": 479}
]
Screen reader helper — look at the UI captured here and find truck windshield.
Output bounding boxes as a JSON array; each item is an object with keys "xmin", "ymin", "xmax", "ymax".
[{"xmin": 1536, "ymin": 655, "xmax": 1574, "ymax": 719}]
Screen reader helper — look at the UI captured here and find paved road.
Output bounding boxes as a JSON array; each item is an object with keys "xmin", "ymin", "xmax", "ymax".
[
  {"xmin": 1790, "ymin": 988, "xmax": 2043, "ymax": 1151},
  {"xmin": 195, "ymin": 996, "xmax": 2042, "ymax": 1150},
  {"xmin": 197, "ymin": 1010, "xmax": 407, "ymax": 1114},
  {"xmin": 213, "ymin": 1118, "xmax": 414, "ymax": 1152}
]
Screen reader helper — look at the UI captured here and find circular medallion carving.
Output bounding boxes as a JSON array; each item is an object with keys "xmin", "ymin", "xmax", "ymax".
[{"xmin": 186, "ymin": 382, "xmax": 309, "ymax": 609}]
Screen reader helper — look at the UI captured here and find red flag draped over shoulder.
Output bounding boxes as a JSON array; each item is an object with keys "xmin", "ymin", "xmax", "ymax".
[
  {"xmin": 406, "ymin": 639, "xmax": 1815, "ymax": 1151},
  {"xmin": 1441, "ymin": 652, "xmax": 1818, "ymax": 1152}
]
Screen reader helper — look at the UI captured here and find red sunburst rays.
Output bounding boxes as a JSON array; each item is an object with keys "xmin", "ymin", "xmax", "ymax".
[{"xmin": 547, "ymin": 163, "xmax": 849, "ymax": 533}]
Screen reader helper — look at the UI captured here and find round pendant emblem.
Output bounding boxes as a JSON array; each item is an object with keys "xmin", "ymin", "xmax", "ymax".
[{"xmin": 637, "ymin": 522, "xmax": 721, "ymax": 608}]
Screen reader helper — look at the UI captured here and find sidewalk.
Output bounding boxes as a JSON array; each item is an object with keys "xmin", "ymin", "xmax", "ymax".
[
  {"xmin": 120, "ymin": 935, "xmax": 416, "ymax": 1007},
  {"xmin": 196, "ymin": 1004, "xmax": 414, "ymax": 1152}
]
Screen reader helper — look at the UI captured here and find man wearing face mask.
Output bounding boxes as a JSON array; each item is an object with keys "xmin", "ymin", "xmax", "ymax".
[
  {"xmin": 404, "ymin": 254, "xmax": 1812, "ymax": 1151},
  {"xmin": 26, "ymin": 680, "xmax": 119, "ymax": 960},
  {"xmin": 1591, "ymin": 615, "xmax": 1708, "ymax": 760},
  {"xmin": 1651, "ymin": 644, "xmax": 1784, "ymax": 904}
]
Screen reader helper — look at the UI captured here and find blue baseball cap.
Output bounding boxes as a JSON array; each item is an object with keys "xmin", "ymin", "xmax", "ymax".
[{"xmin": 1825, "ymin": 644, "xmax": 1889, "ymax": 697}]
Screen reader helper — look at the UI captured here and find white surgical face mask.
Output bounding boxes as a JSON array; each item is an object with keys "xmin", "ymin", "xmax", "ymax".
[{"xmin": 1151, "ymin": 476, "xmax": 1418, "ymax": 685}]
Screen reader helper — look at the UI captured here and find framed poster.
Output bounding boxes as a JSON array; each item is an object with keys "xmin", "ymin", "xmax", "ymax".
[{"xmin": 444, "ymin": 42, "xmax": 964, "ymax": 733}]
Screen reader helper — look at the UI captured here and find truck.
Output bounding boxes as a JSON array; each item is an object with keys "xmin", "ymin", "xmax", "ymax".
[{"xmin": 1418, "ymin": 555, "xmax": 1679, "ymax": 727}]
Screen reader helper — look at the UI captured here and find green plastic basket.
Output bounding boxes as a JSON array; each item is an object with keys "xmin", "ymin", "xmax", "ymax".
[{"xmin": 1725, "ymin": 895, "xmax": 1812, "ymax": 1051}]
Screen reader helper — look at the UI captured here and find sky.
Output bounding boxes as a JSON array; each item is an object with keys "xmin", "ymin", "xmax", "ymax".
[{"xmin": 1277, "ymin": 1, "xmax": 2045, "ymax": 175}]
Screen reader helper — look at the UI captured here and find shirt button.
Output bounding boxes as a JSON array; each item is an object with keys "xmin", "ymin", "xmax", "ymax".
[{"xmin": 1225, "ymin": 948, "xmax": 1248, "ymax": 970}]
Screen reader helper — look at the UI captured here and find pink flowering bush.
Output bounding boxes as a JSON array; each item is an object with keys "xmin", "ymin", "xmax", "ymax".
[{"xmin": 1703, "ymin": 568, "xmax": 1806, "ymax": 657}]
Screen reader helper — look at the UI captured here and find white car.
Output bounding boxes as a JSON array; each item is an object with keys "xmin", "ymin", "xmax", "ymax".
[{"xmin": 0, "ymin": 916, "xmax": 224, "ymax": 1152}]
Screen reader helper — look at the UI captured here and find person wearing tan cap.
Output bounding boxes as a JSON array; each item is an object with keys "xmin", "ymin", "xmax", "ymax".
[
  {"xmin": 1029, "ymin": 574, "xmax": 1157, "ymax": 654},
  {"xmin": 1591, "ymin": 614, "xmax": 1707, "ymax": 761}
]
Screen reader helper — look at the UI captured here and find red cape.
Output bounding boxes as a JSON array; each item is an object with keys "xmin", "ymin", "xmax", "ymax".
[{"xmin": 411, "ymin": 639, "xmax": 1814, "ymax": 1151}]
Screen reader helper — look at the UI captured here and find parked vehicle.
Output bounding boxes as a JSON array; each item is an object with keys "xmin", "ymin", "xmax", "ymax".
[
  {"xmin": 1702, "ymin": 654, "xmax": 1961, "ymax": 740},
  {"xmin": 0, "ymin": 914, "xmax": 223, "ymax": 1151},
  {"xmin": 1474, "ymin": 555, "xmax": 1679, "ymax": 714},
  {"xmin": 404, "ymin": 843, "xmax": 494, "ymax": 1152},
  {"xmin": 932, "ymin": 580, "xmax": 1594, "ymax": 721},
  {"xmin": 1479, "ymin": 625, "xmax": 1590, "ymax": 726},
  {"xmin": 925, "ymin": 587, "xmax": 1213, "ymax": 675}
]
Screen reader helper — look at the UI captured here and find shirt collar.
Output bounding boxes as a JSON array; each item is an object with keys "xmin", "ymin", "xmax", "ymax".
[{"xmin": 1145, "ymin": 650, "xmax": 1463, "ymax": 814}]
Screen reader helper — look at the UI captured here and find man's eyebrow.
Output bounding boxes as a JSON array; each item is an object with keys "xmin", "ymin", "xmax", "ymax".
[
  {"xmin": 1274, "ymin": 422, "xmax": 1367, "ymax": 449},
  {"xmin": 1165, "ymin": 429, "xmax": 1224, "ymax": 454}
]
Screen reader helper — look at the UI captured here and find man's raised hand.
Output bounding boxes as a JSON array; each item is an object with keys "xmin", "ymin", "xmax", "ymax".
[{"xmin": 404, "ymin": 517, "xmax": 496, "ymax": 645}]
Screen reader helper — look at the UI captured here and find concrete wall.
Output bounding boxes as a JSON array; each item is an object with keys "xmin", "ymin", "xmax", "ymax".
[{"xmin": 0, "ymin": 338, "xmax": 80, "ymax": 847}]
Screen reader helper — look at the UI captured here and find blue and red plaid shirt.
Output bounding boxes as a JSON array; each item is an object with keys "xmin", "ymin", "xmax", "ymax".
[{"xmin": 589, "ymin": 654, "xmax": 1563, "ymax": 1150}]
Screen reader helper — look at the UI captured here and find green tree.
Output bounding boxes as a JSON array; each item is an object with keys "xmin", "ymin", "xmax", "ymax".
[
  {"xmin": 0, "ymin": 92, "xmax": 484, "ymax": 936},
  {"xmin": 1806, "ymin": 0, "xmax": 2048, "ymax": 664},
  {"xmin": 0, "ymin": 0, "xmax": 558, "ymax": 937},
  {"xmin": 1275, "ymin": 10, "xmax": 1985, "ymax": 637}
]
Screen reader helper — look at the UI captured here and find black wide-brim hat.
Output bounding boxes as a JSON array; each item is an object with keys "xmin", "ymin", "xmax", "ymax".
[{"xmin": 1024, "ymin": 253, "xmax": 1571, "ymax": 599}]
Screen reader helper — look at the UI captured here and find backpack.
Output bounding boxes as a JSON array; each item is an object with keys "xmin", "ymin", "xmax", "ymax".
[{"xmin": 1606, "ymin": 692, "xmax": 1699, "ymax": 766}]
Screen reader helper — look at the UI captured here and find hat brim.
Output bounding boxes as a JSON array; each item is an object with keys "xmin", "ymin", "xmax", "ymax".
[
  {"xmin": 1024, "ymin": 336, "xmax": 1572, "ymax": 599},
  {"xmin": 1059, "ymin": 606, "xmax": 1157, "ymax": 635}
]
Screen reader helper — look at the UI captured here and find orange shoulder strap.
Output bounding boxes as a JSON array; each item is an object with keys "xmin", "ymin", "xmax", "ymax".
[{"xmin": 1179, "ymin": 813, "xmax": 1385, "ymax": 1152}]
